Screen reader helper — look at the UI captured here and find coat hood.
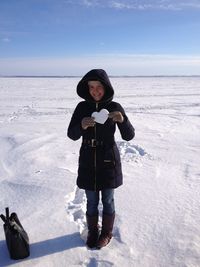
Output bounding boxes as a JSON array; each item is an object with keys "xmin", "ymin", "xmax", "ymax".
[{"xmin": 77, "ymin": 69, "xmax": 114, "ymax": 103}]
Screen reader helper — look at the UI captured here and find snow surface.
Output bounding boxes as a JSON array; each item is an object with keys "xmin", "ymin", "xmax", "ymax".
[{"xmin": 0, "ymin": 76, "xmax": 200, "ymax": 267}]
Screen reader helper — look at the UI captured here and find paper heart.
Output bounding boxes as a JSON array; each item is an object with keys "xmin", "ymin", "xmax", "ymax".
[{"xmin": 92, "ymin": 109, "xmax": 109, "ymax": 124}]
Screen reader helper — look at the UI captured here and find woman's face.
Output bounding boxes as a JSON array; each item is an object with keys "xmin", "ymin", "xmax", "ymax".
[{"xmin": 88, "ymin": 81, "xmax": 105, "ymax": 102}]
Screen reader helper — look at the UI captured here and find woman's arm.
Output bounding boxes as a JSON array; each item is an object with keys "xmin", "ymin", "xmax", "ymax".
[
  {"xmin": 67, "ymin": 103, "xmax": 84, "ymax": 141},
  {"xmin": 112, "ymin": 104, "xmax": 135, "ymax": 141}
]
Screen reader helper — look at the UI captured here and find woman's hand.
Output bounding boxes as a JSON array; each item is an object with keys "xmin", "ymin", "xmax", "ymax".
[
  {"xmin": 81, "ymin": 117, "xmax": 95, "ymax": 130},
  {"xmin": 109, "ymin": 111, "xmax": 124, "ymax": 123}
]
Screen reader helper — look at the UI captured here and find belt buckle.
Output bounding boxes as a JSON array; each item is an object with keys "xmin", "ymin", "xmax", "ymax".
[{"xmin": 91, "ymin": 139, "xmax": 96, "ymax": 147}]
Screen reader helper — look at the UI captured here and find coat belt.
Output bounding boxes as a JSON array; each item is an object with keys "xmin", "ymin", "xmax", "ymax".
[{"xmin": 82, "ymin": 139, "xmax": 115, "ymax": 147}]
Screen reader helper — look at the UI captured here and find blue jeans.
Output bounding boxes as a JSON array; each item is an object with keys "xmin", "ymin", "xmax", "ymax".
[{"xmin": 85, "ymin": 189, "xmax": 115, "ymax": 216}]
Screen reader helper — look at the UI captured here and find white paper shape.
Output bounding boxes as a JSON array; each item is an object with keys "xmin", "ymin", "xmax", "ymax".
[{"xmin": 92, "ymin": 109, "xmax": 109, "ymax": 124}]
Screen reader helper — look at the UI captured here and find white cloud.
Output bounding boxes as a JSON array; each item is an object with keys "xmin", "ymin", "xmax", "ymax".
[
  {"xmin": 78, "ymin": 0, "xmax": 200, "ymax": 10},
  {"xmin": 81, "ymin": 0, "xmax": 100, "ymax": 7},
  {"xmin": 2, "ymin": 37, "xmax": 11, "ymax": 42},
  {"xmin": 0, "ymin": 54, "xmax": 200, "ymax": 76}
]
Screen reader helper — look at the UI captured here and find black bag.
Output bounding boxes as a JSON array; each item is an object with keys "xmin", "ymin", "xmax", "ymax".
[{"xmin": 0, "ymin": 207, "xmax": 30, "ymax": 260}]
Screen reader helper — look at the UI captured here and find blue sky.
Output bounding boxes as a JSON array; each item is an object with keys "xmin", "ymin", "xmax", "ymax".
[{"xmin": 0, "ymin": 0, "xmax": 200, "ymax": 75}]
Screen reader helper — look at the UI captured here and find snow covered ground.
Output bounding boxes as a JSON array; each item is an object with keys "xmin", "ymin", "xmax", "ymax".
[{"xmin": 0, "ymin": 76, "xmax": 200, "ymax": 267}]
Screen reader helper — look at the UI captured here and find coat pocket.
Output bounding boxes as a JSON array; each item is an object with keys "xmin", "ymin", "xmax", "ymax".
[{"xmin": 102, "ymin": 148, "xmax": 116, "ymax": 169}]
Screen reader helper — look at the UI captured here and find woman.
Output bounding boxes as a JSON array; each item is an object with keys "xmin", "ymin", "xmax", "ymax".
[{"xmin": 67, "ymin": 69, "xmax": 135, "ymax": 249}]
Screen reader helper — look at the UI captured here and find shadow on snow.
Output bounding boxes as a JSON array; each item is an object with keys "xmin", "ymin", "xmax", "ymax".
[{"xmin": 0, "ymin": 232, "xmax": 84, "ymax": 266}]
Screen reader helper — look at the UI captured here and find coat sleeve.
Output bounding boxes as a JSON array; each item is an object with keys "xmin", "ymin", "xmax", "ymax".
[
  {"xmin": 67, "ymin": 103, "xmax": 84, "ymax": 141},
  {"xmin": 116, "ymin": 104, "xmax": 135, "ymax": 141}
]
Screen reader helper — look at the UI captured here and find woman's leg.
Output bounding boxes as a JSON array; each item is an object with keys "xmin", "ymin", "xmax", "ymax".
[
  {"xmin": 101, "ymin": 188, "xmax": 115, "ymax": 215},
  {"xmin": 85, "ymin": 190, "xmax": 99, "ymax": 216},
  {"xmin": 97, "ymin": 189, "xmax": 115, "ymax": 249},
  {"xmin": 85, "ymin": 190, "xmax": 100, "ymax": 248}
]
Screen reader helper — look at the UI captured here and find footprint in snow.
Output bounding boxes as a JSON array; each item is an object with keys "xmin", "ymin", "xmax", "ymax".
[
  {"xmin": 65, "ymin": 186, "xmax": 87, "ymax": 241},
  {"xmin": 65, "ymin": 186, "xmax": 123, "ymax": 243},
  {"xmin": 65, "ymin": 187, "xmax": 135, "ymax": 264},
  {"xmin": 117, "ymin": 141, "xmax": 151, "ymax": 162}
]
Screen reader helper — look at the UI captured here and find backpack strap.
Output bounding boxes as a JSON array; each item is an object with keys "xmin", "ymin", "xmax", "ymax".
[
  {"xmin": 0, "ymin": 207, "xmax": 9, "ymax": 223},
  {"xmin": 6, "ymin": 207, "xmax": 9, "ymax": 221},
  {"xmin": 0, "ymin": 214, "xmax": 6, "ymax": 223}
]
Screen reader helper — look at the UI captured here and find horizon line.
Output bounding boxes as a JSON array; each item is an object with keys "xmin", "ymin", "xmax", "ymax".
[{"xmin": 1, "ymin": 75, "xmax": 200, "ymax": 78}]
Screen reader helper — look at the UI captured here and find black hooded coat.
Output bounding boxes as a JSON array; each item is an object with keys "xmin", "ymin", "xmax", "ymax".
[{"xmin": 67, "ymin": 69, "xmax": 135, "ymax": 191}]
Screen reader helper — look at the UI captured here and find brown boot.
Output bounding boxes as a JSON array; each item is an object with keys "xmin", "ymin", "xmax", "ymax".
[
  {"xmin": 97, "ymin": 213, "xmax": 115, "ymax": 249},
  {"xmin": 86, "ymin": 214, "xmax": 99, "ymax": 248}
]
